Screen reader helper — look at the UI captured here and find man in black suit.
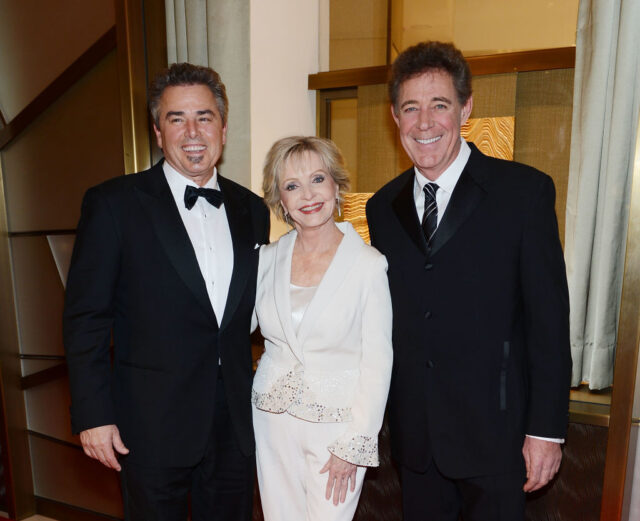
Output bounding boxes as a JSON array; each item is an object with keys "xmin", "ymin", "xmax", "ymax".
[
  {"xmin": 366, "ymin": 42, "xmax": 571, "ymax": 520},
  {"xmin": 64, "ymin": 63, "xmax": 269, "ymax": 521}
]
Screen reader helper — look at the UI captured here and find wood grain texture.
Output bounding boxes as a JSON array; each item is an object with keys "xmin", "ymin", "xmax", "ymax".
[
  {"xmin": 342, "ymin": 193, "xmax": 375, "ymax": 243},
  {"xmin": 461, "ymin": 116, "xmax": 515, "ymax": 160}
]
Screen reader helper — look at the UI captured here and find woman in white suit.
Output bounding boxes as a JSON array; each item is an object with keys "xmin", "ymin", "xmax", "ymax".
[{"xmin": 252, "ymin": 136, "xmax": 393, "ymax": 521}]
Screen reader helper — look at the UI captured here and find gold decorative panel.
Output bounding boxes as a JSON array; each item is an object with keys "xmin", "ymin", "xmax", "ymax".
[
  {"xmin": 461, "ymin": 116, "xmax": 515, "ymax": 160},
  {"xmin": 342, "ymin": 193, "xmax": 374, "ymax": 243}
]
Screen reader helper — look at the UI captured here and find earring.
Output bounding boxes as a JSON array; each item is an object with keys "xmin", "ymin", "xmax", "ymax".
[{"xmin": 336, "ymin": 197, "xmax": 342, "ymax": 218}]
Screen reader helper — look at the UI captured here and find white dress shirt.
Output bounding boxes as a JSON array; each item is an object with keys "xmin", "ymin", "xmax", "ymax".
[
  {"xmin": 164, "ymin": 162, "xmax": 233, "ymax": 324},
  {"xmin": 411, "ymin": 139, "xmax": 563, "ymax": 444},
  {"xmin": 413, "ymin": 138, "xmax": 471, "ymax": 224}
]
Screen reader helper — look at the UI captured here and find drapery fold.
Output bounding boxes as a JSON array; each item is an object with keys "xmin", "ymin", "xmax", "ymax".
[
  {"xmin": 565, "ymin": 0, "xmax": 640, "ymax": 389},
  {"xmin": 163, "ymin": 0, "xmax": 251, "ymax": 187}
]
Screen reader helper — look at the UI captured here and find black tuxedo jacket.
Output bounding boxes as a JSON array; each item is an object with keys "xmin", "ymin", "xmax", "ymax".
[
  {"xmin": 366, "ymin": 143, "xmax": 571, "ymax": 478},
  {"xmin": 63, "ymin": 162, "xmax": 270, "ymax": 468}
]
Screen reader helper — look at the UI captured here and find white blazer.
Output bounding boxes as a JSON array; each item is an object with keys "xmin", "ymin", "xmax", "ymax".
[{"xmin": 252, "ymin": 222, "xmax": 393, "ymax": 466}]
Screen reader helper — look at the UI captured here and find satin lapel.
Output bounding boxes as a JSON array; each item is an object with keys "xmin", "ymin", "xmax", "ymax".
[
  {"xmin": 430, "ymin": 164, "xmax": 487, "ymax": 256},
  {"xmin": 134, "ymin": 166, "xmax": 216, "ymax": 322},
  {"xmin": 391, "ymin": 170, "xmax": 428, "ymax": 256},
  {"xmin": 273, "ymin": 231, "xmax": 302, "ymax": 361},
  {"xmin": 218, "ymin": 176, "xmax": 254, "ymax": 332},
  {"xmin": 296, "ymin": 224, "xmax": 361, "ymax": 348}
]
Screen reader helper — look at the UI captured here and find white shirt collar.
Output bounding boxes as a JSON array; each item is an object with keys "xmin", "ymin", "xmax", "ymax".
[
  {"xmin": 414, "ymin": 138, "xmax": 471, "ymax": 195},
  {"xmin": 163, "ymin": 160, "xmax": 220, "ymax": 194}
]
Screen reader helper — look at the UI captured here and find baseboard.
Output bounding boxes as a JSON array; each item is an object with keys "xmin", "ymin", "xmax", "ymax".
[{"xmin": 35, "ymin": 497, "xmax": 122, "ymax": 521}]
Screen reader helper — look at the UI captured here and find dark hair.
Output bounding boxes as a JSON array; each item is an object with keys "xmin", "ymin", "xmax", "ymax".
[
  {"xmin": 148, "ymin": 63, "xmax": 228, "ymax": 126},
  {"xmin": 389, "ymin": 41, "xmax": 472, "ymax": 113}
]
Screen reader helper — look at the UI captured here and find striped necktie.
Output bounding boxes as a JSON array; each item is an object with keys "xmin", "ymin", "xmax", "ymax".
[{"xmin": 421, "ymin": 183, "xmax": 439, "ymax": 245}]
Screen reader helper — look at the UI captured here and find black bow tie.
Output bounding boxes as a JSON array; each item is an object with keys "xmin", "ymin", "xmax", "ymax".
[{"xmin": 184, "ymin": 185, "xmax": 224, "ymax": 210}]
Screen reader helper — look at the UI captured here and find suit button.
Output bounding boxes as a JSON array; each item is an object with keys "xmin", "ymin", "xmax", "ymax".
[
  {"xmin": 424, "ymin": 311, "xmax": 432, "ymax": 319},
  {"xmin": 427, "ymin": 360, "xmax": 434, "ymax": 368},
  {"xmin": 424, "ymin": 263, "xmax": 433, "ymax": 270}
]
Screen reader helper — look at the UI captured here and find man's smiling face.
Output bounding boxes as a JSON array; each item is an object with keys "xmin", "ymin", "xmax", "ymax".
[
  {"xmin": 153, "ymin": 84, "xmax": 227, "ymax": 186},
  {"xmin": 392, "ymin": 70, "xmax": 472, "ymax": 181}
]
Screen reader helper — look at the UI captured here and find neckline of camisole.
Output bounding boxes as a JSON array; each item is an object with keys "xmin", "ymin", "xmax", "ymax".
[{"xmin": 290, "ymin": 282, "xmax": 318, "ymax": 290}]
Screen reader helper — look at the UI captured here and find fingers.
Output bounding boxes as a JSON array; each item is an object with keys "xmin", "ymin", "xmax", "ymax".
[
  {"xmin": 522, "ymin": 438, "xmax": 562, "ymax": 492},
  {"xmin": 79, "ymin": 425, "xmax": 125, "ymax": 471},
  {"xmin": 524, "ymin": 456, "xmax": 561, "ymax": 492},
  {"xmin": 321, "ymin": 455, "xmax": 358, "ymax": 505},
  {"xmin": 112, "ymin": 430, "xmax": 130, "ymax": 456},
  {"xmin": 328, "ymin": 473, "xmax": 353, "ymax": 505}
]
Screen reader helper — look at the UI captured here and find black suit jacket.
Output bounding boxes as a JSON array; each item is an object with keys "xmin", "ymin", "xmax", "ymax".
[
  {"xmin": 366, "ymin": 143, "xmax": 571, "ymax": 478},
  {"xmin": 63, "ymin": 162, "xmax": 270, "ymax": 468}
]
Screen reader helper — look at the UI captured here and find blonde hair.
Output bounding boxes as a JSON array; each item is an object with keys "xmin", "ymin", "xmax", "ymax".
[{"xmin": 262, "ymin": 136, "xmax": 350, "ymax": 222}]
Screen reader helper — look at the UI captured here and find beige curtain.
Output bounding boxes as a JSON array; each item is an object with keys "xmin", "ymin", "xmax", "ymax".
[
  {"xmin": 164, "ymin": 0, "xmax": 251, "ymax": 187},
  {"xmin": 564, "ymin": 0, "xmax": 640, "ymax": 389}
]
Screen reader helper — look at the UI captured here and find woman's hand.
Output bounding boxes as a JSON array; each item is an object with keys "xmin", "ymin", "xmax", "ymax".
[{"xmin": 320, "ymin": 454, "xmax": 357, "ymax": 505}]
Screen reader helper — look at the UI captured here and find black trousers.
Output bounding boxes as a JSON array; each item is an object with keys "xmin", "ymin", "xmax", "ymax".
[
  {"xmin": 120, "ymin": 376, "xmax": 254, "ymax": 521},
  {"xmin": 401, "ymin": 460, "xmax": 526, "ymax": 521}
]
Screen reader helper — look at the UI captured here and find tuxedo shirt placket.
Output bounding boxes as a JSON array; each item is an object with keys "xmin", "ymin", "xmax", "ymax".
[{"xmin": 164, "ymin": 163, "xmax": 234, "ymax": 324}]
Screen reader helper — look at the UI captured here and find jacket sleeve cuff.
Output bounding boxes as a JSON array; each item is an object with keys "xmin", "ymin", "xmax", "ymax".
[{"xmin": 328, "ymin": 433, "xmax": 379, "ymax": 467}]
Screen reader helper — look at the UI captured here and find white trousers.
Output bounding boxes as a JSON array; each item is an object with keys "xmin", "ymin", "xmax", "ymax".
[{"xmin": 253, "ymin": 405, "xmax": 367, "ymax": 521}]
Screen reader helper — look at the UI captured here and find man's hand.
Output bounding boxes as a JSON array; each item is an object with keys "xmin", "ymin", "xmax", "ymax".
[
  {"xmin": 522, "ymin": 436, "xmax": 562, "ymax": 492},
  {"xmin": 79, "ymin": 424, "xmax": 129, "ymax": 471}
]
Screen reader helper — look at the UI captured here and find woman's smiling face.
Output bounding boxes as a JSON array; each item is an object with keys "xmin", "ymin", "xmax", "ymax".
[{"xmin": 279, "ymin": 151, "xmax": 338, "ymax": 232}]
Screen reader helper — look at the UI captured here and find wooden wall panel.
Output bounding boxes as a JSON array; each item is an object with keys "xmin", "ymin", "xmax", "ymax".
[
  {"xmin": 2, "ymin": 51, "xmax": 123, "ymax": 233},
  {"xmin": 0, "ymin": 0, "xmax": 115, "ymax": 121},
  {"xmin": 25, "ymin": 378, "xmax": 75, "ymax": 445},
  {"xmin": 29, "ymin": 435, "xmax": 123, "ymax": 518},
  {"xmin": 10, "ymin": 236, "xmax": 64, "ymax": 357}
]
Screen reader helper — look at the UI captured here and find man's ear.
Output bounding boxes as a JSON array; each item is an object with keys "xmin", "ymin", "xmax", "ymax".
[
  {"xmin": 461, "ymin": 95, "xmax": 473, "ymax": 126},
  {"xmin": 390, "ymin": 104, "xmax": 400, "ymax": 127},
  {"xmin": 153, "ymin": 123, "xmax": 163, "ymax": 149}
]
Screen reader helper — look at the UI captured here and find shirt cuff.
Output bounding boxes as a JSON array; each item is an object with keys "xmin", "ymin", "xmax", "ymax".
[{"xmin": 526, "ymin": 434, "xmax": 564, "ymax": 443}]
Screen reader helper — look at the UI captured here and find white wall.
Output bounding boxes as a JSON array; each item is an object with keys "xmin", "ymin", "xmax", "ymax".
[
  {"xmin": 250, "ymin": 0, "xmax": 322, "ymax": 238},
  {"xmin": 249, "ymin": 0, "xmax": 320, "ymax": 190}
]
